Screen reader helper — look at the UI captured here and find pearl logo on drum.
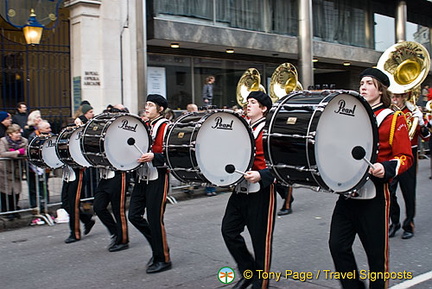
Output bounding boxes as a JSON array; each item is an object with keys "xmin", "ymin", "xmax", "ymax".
[
  {"xmin": 118, "ymin": 119, "xmax": 138, "ymax": 132},
  {"xmin": 211, "ymin": 116, "xmax": 233, "ymax": 130},
  {"xmin": 334, "ymin": 99, "xmax": 356, "ymax": 117},
  {"xmin": 46, "ymin": 139, "xmax": 56, "ymax": 147}
]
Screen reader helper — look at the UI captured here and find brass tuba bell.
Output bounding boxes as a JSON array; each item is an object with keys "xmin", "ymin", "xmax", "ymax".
[
  {"xmin": 236, "ymin": 68, "xmax": 266, "ymax": 107},
  {"xmin": 269, "ymin": 63, "xmax": 303, "ymax": 103},
  {"xmin": 377, "ymin": 41, "xmax": 431, "ymax": 140}
]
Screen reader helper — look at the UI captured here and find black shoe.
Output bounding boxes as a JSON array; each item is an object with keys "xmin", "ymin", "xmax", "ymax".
[
  {"xmin": 389, "ymin": 223, "xmax": 401, "ymax": 238},
  {"xmin": 146, "ymin": 261, "xmax": 172, "ymax": 273},
  {"xmin": 84, "ymin": 219, "xmax": 95, "ymax": 235},
  {"xmin": 277, "ymin": 208, "xmax": 292, "ymax": 216},
  {"xmin": 108, "ymin": 243, "xmax": 129, "ymax": 252},
  {"xmin": 65, "ymin": 236, "xmax": 80, "ymax": 244},
  {"xmin": 232, "ymin": 277, "xmax": 253, "ymax": 289},
  {"xmin": 402, "ymin": 231, "xmax": 414, "ymax": 239}
]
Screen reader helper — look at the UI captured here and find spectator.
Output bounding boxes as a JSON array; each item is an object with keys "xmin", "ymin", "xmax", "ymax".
[
  {"xmin": 74, "ymin": 103, "xmax": 94, "ymax": 126},
  {"xmin": 22, "ymin": 110, "xmax": 42, "ymax": 139},
  {"xmin": 202, "ymin": 75, "xmax": 215, "ymax": 107},
  {"xmin": 186, "ymin": 103, "xmax": 198, "ymax": 113},
  {"xmin": 0, "ymin": 111, "xmax": 12, "ymax": 138},
  {"xmin": 12, "ymin": 102, "xmax": 28, "ymax": 130},
  {"xmin": 0, "ymin": 124, "xmax": 28, "ymax": 220}
]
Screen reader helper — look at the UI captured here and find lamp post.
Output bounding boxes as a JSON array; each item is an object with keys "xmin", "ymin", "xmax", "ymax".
[{"xmin": 22, "ymin": 9, "xmax": 44, "ymax": 45}]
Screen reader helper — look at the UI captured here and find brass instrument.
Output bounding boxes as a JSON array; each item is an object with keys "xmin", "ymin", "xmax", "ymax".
[
  {"xmin": 377, "ymin": 41, "xmax": 431, "ymax": 139},
  {"xmin": 236, "ymin": 68, "xmax": 266, "ymax": 107},
  {"xmin": 269, "ymin": 63, "xmax": 303, "ymax": 103}
]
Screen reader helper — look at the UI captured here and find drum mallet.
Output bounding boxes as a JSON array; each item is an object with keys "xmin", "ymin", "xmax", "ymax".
[
  {"xmin": 225, "ymin": 164, "xmax": 247, "ymax": 176},
  {"xmin": 127, "ymin": 137, "xmax": 145, "ymax": 155},
  {"xmin": 351, "ymin": 146, "xmax": 374, "ymax": 169}
]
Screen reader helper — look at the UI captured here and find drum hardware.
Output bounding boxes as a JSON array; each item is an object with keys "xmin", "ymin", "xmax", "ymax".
[
  {"xmin": 165, "ymin": 144, "xmax": 195, "ymax": 148},
  {"xmin": 264, "ymin": 132, "xmax": 313, "ymax": 139},
  {"xmin": 271, "ymin": 164, "xmax": 317, "ymax": 173}
]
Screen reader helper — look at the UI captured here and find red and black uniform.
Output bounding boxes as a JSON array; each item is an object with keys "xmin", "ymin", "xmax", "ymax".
[
  {"xmin": 221, "ymin": 117, "xmax": 276, "ymax": 289},
  {"xmin": 389, "ymin": 105, "xmax": 430, "ymax": 234},
  {"xmin": 61, "ymin": 166, "xmax": 94, "ymax": 241},
  {"xmin": 128, "ymin": 116, "xmax": 171, "ymax": 265},
  {"xmin": 329, "ymin": 104, "xmax": 413, "ymax": 289}
]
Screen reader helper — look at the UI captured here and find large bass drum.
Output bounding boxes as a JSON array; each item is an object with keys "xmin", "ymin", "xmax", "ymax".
[
  {"xmin": 165, "ymin": 110, "xmax": 255, "ymax": 187},
  {"xmin": 81, "ymin": 113, "xmax": 151, "ymax": 171},
  {"xmin": 263, "ymin": 90, "xmax": 378, "ymax": 193},
  {"xmin": 56, "ymin": 126, "xmax": 92, "ymax": 168},
  {"xmin": 28, "ymin": 135, "xmax": 64, "ymax": 169}
]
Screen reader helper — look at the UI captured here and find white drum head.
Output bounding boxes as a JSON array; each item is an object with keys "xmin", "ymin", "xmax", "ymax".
[
  {"xmin": 42, "ymin": 135, "xmax": 64, "ymax": 169},
  {"xmin": 195, "ymin": 111, "xmax": 253, "ymax": 186},
  {"xmin": 69, "ymin": 126, "xmax": 92, "ymax": 167},
  {"xmin": 314, "ymin": 93, "xmax": 374, "ymax": 193},
  {"xmin": 104, "ymin": 115, "xmax": 150, "ymax": 171}
]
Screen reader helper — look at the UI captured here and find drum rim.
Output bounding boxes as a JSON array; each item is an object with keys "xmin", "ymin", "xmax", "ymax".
[{"xmin": 56, "ymin": 126, "xmax": 91, "ymax": 168}]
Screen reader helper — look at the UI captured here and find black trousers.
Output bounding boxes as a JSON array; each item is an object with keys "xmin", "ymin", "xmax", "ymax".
[
  {"xmin": 61, "ymin": 168, "xmax": 93, "ymax": 240},
  {"xmin": 276, "ymin": 184, "xmax": 293, "ymax": 210},
  {"xmin": 128, "ymin": 170, "xmax": 170, "ymax": 263},
  {"xmin": 221, "ymin": 185, "xmax": 276, "ymax": 289},
  {"xmin": 329, "ymin": 183, "xmax": 390, "ymax": 289},
  {"xmin": 389, "ymin": 147, "xmax": 417, "ymax": 233},
  {"xmin": 93, "ymin": 172, "xmax": 129, "ymax": 245}
]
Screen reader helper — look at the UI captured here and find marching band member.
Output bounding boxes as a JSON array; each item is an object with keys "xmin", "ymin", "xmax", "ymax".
[
  {"xmin": 221, "ymin": 91, "xmax": 276, "ymax": 289},
  {"xmin": 329, "ymin": 68, "xmax": 413, "ymax": 289},
  {"xmin": 93, "ymin": 104, "xmax": 130, "ymax": 252},
  {"xmin": 388, "ymin": 92, "xmax": 430, "ymax": 239},
  {"xmin": 128, "ymin": 94, "xmax": 172, "ymax": 273}
]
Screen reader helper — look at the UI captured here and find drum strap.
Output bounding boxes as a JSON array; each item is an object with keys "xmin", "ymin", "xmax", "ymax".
[
  {"xmin": 251, "ymin": 118, "xmax": 266, "ymax": 139},
  {"xmin": 376, "ymin": 108, "xmax": 393, "ymax": 127},
  {"xmin": 150, "ymin": 116, "xmax": 169, "ymax": 141}
]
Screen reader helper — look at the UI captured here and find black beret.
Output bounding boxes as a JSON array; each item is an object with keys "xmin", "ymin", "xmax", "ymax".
[
  {"xmin": 360, "ymin": 68, "xmax": 390, "ymax": 87},
  {"xmin": 146, "ymin": 94, "xmax": 168, "ymax": 110},
  {"xmin": 247, "ymin": 91, "xmax": 272, "ymax": 111}
]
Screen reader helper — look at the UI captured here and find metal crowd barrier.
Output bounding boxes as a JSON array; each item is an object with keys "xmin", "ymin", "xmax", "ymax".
[
  {"xmin": 0, "ymin": 157, "xmax": 197, "ymax": 226},
  {"xmin": 0, "ymin": 157, "xmax": 99, "ymax": 226}
]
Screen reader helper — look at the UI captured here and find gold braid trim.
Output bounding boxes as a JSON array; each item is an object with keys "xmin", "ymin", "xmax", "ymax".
[{"xmin": 389, "ymin": 111, "xmax": 406, "ymax": 146}]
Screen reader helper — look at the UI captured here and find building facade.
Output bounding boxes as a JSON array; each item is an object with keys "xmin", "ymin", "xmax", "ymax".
[{"xmin": 1, "ymin": 0, "xmax": 431, "ymax": 127}]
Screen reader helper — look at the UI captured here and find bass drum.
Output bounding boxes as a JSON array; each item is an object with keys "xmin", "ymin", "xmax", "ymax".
[
  {"xmin": 165, "ymin": 110, "xmax": 254, "ymax": 187},
  {"xmin": 28, "ymin": 135, "xmax": 64, "ymax": 169},
  {"xmin": 263, "ymin": 90, "xmax": 378, "ymax": 193},
  {"xmin": 56, "ymin": 126, "xmax": 92, "ymax": 168},
  {"xmin": 81, "ymin": 113, "xmax": 151, "ymax": 171}
]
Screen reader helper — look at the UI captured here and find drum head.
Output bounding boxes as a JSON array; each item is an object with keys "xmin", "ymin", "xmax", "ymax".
[
  {"xmin": 313, "ymin": 92, "xmax": 377, "ymax": 193},
  {"xmin": 104, "ymin": 114, "xmax": 150, "ymax": 171},
  {"xmin": 69, "ymin": 126, "xmax": 92, "ymax": 167},
  {"xmin": 195, "ymin": 111, "xmax": 254, "ymax": 186},
  {"xmin": 42, "ymin": 135, "xmax": 64, "ymax": 169}
]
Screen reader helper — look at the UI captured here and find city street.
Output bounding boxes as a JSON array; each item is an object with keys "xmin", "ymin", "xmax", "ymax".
[{"xmin": 1, "ymin": 158, "xmax": 432, "ymax": 289}]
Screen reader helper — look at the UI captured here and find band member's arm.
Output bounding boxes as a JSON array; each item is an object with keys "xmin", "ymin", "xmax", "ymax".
[{"xmin": 244, "ymin": 168, "xmax": 274, "ymax": 188}]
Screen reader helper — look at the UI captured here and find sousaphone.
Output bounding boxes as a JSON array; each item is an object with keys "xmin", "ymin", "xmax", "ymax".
[
  {"xmin": 377, "ymin": 41, "xmax": 430, "ymax": 139},
  {"xmin": 236, "ymin": 68, "xmax": 266, "ymax": 107},
  {"xmin": 269, "ymin": 63, "xmax": 303, "ymax": 103}
]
